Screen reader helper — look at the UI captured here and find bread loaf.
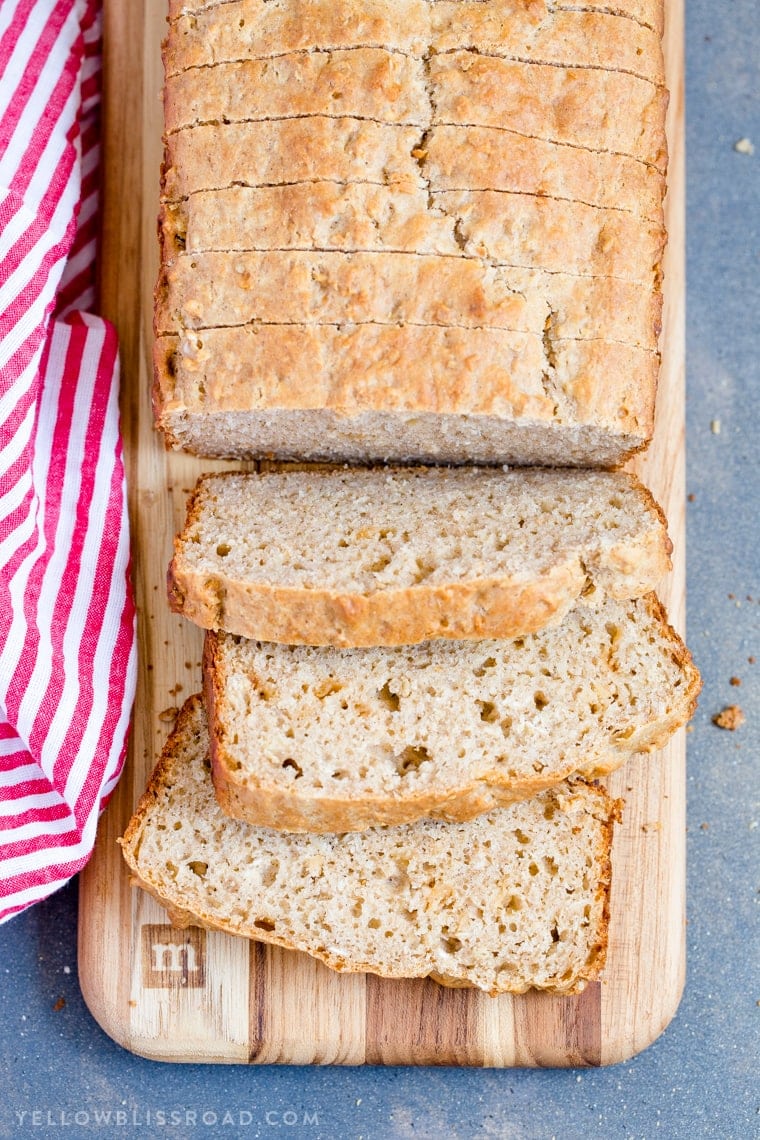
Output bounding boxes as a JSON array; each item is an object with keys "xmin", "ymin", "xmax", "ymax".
[
  {"xmin": 120, "ymin": 696, "xmax": 620, "ymax": 996},
  {"xmin": 156, "ymin": 1, "xmax": 667, "ymax": 466},
  {"xmin": 168, "ymin": 467, "xmax": 672, "ymax": 647}
]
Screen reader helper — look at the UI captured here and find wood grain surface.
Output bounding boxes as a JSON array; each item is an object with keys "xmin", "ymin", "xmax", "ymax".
[{"xmin": 78, "ymin": 0, "xmax": 686, "ymax": 1066}]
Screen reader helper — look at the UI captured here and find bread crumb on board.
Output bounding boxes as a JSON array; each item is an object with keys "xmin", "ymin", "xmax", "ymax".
[
  {"xmin": 712, "ymin": 705, "xmax": 745, "ymax": 731},
  {"xmin": 734, "ymin": 137, "xmax": 755, "ymax": 155}
]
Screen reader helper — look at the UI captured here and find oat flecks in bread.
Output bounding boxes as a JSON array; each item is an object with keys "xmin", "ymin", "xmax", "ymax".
[
  {"xmin": 119, "ymin": 696, "xmax": 620, "ymax": 996},
  {"xmin": 155, "ymin": 250, "xmax": 662, "ymax": 351},
  {"xmin": 166, "ymin": 1, "xmax": 664, "ymax": 84},
  {"xmin": 160, "ymin": 186, "xmax": 665, "ymax": 285},
  {"xmin": 168, "ymin": 468, "xmax": 672, "ymax": 646},
  {"xmin": 205, "ymin": 595, "xmax": 700, "ymax": 832}
]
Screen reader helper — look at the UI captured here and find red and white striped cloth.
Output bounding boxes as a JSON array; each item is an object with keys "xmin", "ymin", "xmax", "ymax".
[{"xmin": 0, "ymin": 0, "xmax": 136, "ymax": 922}]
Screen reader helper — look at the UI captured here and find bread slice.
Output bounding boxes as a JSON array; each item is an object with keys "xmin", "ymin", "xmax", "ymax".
[
  {"xmin": 166, "ymin": 1, "xmax": 664, "ymax": 83},
  {"xmin": 162, "ymin": 119, "xmax": 424, "ymax": 201},
  {"xmin": 205, "ymin": 595, "xmax": 699, "ymax": 832},
  {"xmin": 434, "ymin": 189, "xmax": 665, "ymax": 283},
  {"xmin": 154, "ymin": 324, "xmax": 659, "ymax": 465},
  {"xmin": 164, "ymin": 51, "xmax": 430, "ymax": 134},
  {"xmin": 423, "ymin": 126, "xmax": 663, "ymax": 219},
  {"xmin": 154, "ymin": 250, "xmax": 661, "ymax": 350},
  {"xmin": 119, "ymin": 696, "xmax": 620, "ymax": 996},
  {"xmin": 429, "ymin": 53, "xmax": 668, "ymax": 172},
  {"xmin": 168, "ymin": 468, "xmax": 671, "ymax": 646},
  {"xmin": 164, "ymin": 119, "xmax": 661, "ymax": 219},
  {"xmin": 164, "ymin": 48, "xmax": 666, "ymax": 171},
  {"xmin": 160, "ymin": 185, "xmax": 665, "ymax": 284}
]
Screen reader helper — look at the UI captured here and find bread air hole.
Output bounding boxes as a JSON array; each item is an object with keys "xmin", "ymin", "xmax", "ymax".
[
  {"xmin": 397, "ymin": 745, "xmax": 431, "ymax": 776},
  {"xmin": 477, "ymin": 700, "xmax": 498, "ymax": 723},
  {"xmin": 254, "ymin": 918, "xmax": 275, "ymax": 932},
  {"xmin": 188, "ymin": 861, "xmax": 207, "ymax": 878},
  {"xmin": 441, "ymin": 936, "xmax": 463, "ymax": 954},
  {"xmin": 377, "ymin": 681, "xmax": 400, "ymax": 711},
  {"xmin": 216, "ymin": 543, "xmax": 231, "ymax": 557},
  {"xmin": 534, "ymin": 691, "xmax": 549, "ymax": 711},
  {"xmin": 282, "ymin": 758, "xmax": 303, "ymax": 779}
]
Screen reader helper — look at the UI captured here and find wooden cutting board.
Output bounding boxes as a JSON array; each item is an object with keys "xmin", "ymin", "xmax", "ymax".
[{"xmin": 78, "ymin": 0, "xmax": 686, "ymax": 1066}]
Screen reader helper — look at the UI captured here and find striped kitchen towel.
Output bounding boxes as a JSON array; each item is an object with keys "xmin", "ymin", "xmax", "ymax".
[{"xmin": 0, "ymin": 0, "xmax": 136, "ymax": 921}]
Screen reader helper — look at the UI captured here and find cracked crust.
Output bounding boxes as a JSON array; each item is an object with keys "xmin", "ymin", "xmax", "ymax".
[
  {"xmin": 164, "ymin": 51, "xmax": 430, "ymax": 134},
  {"xmin": 155, "ymin": 249, "xmax": 662, "ymax": 350},
  {"xmin": 167, "ymin": 467, "xmax": 672, "ymax": 647},
  {"xmin": 423, "ymin": 125, "xmax": 664, "ymax": 218},
  {"xmin": 165, "ymin": 1, "xmax": 664, "ymax": 82},
  {"xmin": 158, "ymin": 1, "xmax": 666, "ymax": 464},
  {"xmin": 120, "ymin": 696, "xmax": 621, "ymax": 996},
  {"xmin": 154, "ymin": 323, "xmax": 658, "ymax": 444},
  {"xmin": 164, "ymin": 118, "xmax": 663, "ymax": 218},
  {"xmin": 164, "ymin": 48, "xmax": 666, "ymax": 172},
  {"xmin": 204, "ymin": 593, "xmax": 700, "ymax": 832},
  {"xmin": 159, "ymin": 185, "xmax": 666, "ymax": 284}
]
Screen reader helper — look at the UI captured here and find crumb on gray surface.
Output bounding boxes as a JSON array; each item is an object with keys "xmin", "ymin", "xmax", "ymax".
[{"xmin": 712, "ymin": 705, "xmax": 746, "ymax": 730}]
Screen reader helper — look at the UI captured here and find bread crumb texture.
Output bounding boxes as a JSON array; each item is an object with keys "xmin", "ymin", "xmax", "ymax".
[
  {"xmin": 169, "ymin": 467, "xmax": 673, "ymax": 646},
  {"xmin": 120, "ymin": 697, "xmax": 619, "ymax": 996},
  {"xmin": 205, "ymin": 594, "xmax": 699, "ymax": 831}
]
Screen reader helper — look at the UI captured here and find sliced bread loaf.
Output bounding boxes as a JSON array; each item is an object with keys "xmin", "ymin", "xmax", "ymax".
[
  {"xmin": 120, "ymin": 696, "xmax": 620, "ymax": 996},
  {"xmin": 204, "ymin": 595, "xmax": 699, "ymax": 832},
  {"xmin": 168, "ymin": 468, "xmax": 672, "ymax": 647}
]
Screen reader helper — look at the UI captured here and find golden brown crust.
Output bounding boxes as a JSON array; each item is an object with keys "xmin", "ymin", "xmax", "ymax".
[
  {"xmin": 163, "ymin": 118, "xmax": 662, "ymax": 219},
  {"xmin": 155, "ymin": 250, "xmax": 662, "ymax": 351},
  {"xmin": 162, "ymin": 119, "xmax": 423, "ymax": 201},
  {"xmin": 433, "ymin": 189, "xmax": 665, "ymax": 284},
  {"xmin": 164, "ymin": 51, "xmax": 429, "ymax": 134},
  {"xmin": 428, "ymin": 53, "xmax": 667, "ymax": 171},
  {"xmin": 154, "ymin": 325, "xmax": 658, "ymax": 434},
  {"xmin": 159, "ymin": 185, "xmax": 666, "ymax": 285},
  {"xmin": 163, "ymin": 47, "xmax": 665, "ymax": 171},
  {"xmin": 165, "ymin": 0, "xmax": 664, "ymax": 82},
  {"xmin": 423, "ymin": 125, "xmax": 664, "ymax": 218}
]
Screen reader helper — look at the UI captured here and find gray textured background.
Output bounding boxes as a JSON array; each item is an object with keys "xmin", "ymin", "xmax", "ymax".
[{"xmin": 1, "ymin": 2, "xmax": 758, "ymax": 1137}]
